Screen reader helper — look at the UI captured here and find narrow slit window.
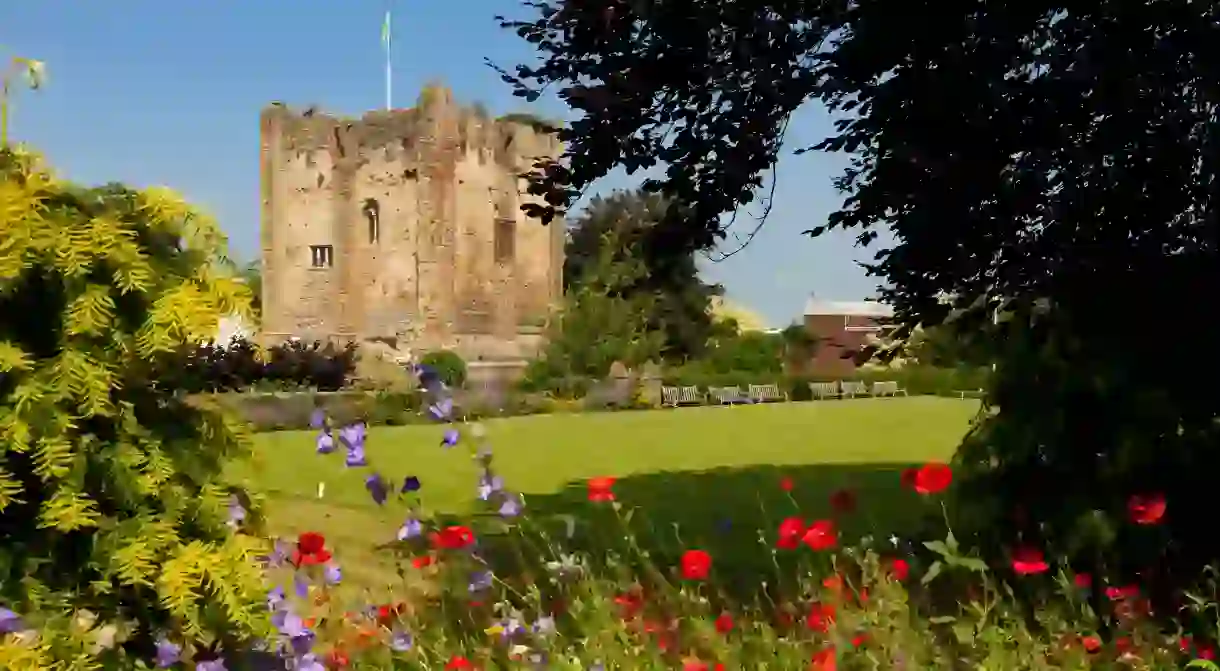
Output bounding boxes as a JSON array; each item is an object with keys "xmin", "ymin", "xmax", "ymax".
[
  {"xmin": 309, "ymin": 244, "xmax": 334, "ymax": 268},
  {"xmin": 362, "ymin": 198, "xmax": 381, "ymax": 244},
  {"xmin": 494, "ymin": 217, "xmax": 515, "ymax": 264}
]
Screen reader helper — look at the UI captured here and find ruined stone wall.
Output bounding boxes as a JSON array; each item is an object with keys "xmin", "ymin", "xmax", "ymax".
[{"xmin": 259, "ymin": 86, "xmax": 564, "ymax": 360}]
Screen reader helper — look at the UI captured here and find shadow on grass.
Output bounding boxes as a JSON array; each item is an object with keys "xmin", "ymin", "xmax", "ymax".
[{"xmin": 445, "ymin": 461, "xmax": 939, "ymax": 603}]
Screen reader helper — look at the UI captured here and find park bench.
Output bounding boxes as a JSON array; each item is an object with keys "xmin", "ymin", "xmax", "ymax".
[
  {"xmin": 840, "ymin": 380, "xmax": 871, "ymax": 398},
  {"xmin": 662, "ymin": 385, "xmax": 705, "ymax": 407},
  {"xmin": 951, "ymin": 388, "xmax": 985, "ymax": 399},
  {"xmin": 808, "ymin": 381, "xmax": 841, "ymax": 400},
  {"xmin": 709, "ymin": 385, "xmax": 752, "ymax": 405},
  {"xmin": 748, "ymin": 383, "xmax": 787, "ymax": 403},
  {"xmin": 872, "ymin": 380, "xmax": 908, "ymax": 397}
]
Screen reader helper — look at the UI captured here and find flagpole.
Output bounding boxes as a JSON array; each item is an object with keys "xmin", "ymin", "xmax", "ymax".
[{"xmin": 383, "ymin": 8, "xmax": 392, "ymax": 111}]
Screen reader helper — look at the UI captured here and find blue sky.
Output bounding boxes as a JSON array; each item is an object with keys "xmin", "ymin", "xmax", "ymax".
[{"xmin": 2, "ymin": 0, "xmax": 882, "ymax": 327}]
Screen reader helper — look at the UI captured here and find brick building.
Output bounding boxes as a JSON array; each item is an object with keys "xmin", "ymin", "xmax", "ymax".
[{"xmin": 803, "ymin": 297, "xmax": 894, "ymax": 374}]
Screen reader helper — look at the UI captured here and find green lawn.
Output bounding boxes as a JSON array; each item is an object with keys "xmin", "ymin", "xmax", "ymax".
[{"xmin": 239, "ymin": 397, "xmax": 979, "ymax": 592}]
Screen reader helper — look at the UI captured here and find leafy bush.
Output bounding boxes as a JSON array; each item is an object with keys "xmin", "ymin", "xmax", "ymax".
[
  {"xmin": 152, "ymin": 337, "xmax": 357, "ymax": 393},
  {"xmin": 418, "ymin": 349, "xmax": 468, "ymax": 388},
  {"xmin": 0, "ymin": 149, "xmax": 269, "ymax": 667}
]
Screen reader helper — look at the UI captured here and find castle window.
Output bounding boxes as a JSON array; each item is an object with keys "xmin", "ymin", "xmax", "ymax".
[
  {"xmin": 362, "ymin": 198, "xmax": 381, "ymax": 244},
  {"xmin": 309, "ymin": 244, "xmax": 334, "ymax": 268},
  {"xmin": 494, "ymin": 217, "xmax": 516, "ymax": 264}
]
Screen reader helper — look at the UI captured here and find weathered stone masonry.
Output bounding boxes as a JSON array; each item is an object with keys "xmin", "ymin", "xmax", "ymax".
[{"xmin": 259, "ymin": 86, "xmax": 564, "ymax": 360}]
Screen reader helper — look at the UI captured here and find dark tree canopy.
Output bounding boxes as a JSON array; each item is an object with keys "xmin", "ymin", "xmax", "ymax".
[
  {"xmin": 565, "ymin": 189, "xmax": 723, "ymax": 360},
  {"xmin": 499, "ymin": 0, "xmax": 1220, "ymax": 594}
]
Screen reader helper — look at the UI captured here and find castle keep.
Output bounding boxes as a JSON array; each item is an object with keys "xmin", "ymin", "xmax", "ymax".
[{"xmin": 259, "ymin": 86, "xmax": 564, "ymax": 360}]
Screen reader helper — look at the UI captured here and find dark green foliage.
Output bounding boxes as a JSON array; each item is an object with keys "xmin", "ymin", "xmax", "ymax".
[
  {"xmin": 419, "ymin": 349, "xmax": 468, "ymax": 387},
  {"xmin": 497, "ymin": 0, "xmax": 1220, "ymax": 597},
  {"xmin": 565, "ymin": 190, "xmax": 722, "ymax": 361},
  {"xmin": 151, "ymin": 338, "xmax": 357, "ymax": 392}
]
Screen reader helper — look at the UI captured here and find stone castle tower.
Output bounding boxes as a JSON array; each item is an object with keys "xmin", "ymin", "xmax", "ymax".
[{"xmin": 258, "ymin": 85, "xmax": 564, "ymax": 360}]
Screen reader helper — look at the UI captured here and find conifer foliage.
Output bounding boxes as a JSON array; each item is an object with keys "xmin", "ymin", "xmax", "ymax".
[{"xmin": 0, "ymin": 148, "xmax": 270, "ymax": 668}]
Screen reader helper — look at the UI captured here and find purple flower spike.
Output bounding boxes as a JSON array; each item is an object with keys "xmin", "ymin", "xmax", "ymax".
[
  {"xmin": 441, "ymin": 428, "xmax": 460, "ymax": 448},
  {"xmin": 155, "ymin": 639, "xmax": 181, "ymax": 668},
  {"xmin": 365, "ymin": 473, "xmax": 390, "ymax": 505},
  {"xmin": 498, "ymin": 494, "xmax": 523, "ymax": 518},
  {"xmin": 390, "ymin": 630, "xmax": 414, "ymax": 652},
  {"xmin": 401, "ymin": 475, "xmax": 421, "ymax": 493},
  {"xmin": 315, "ymin": 431, "xmax": 334, "ymax": 454},
  {"xmin": 296, "ymin": 654, "xmax": 326, "ymax": 671},
  {"xmin": 0, "ymin": 607, "xmax": 23, "ymax": 634},
  {"xmin": 345, "ymin": 445, "xmax": 367, "ymax": 468},
  {"xmin": 427, "ymin": 397, "xmax": 453, "ymax": 420},
  {"xmin": 309, "ymin": 408, "xmax": 326, "ymax": 429},
  {"xmin": 338, "ymin": 422, "xmax": 366, "ymax": 449},
  {"xmin": 196, "ymin": 660, "xmax": 228, "ymax": 671},
  {"xmin": 397, "ymin": 518, "xmax": 422, "ymax": 540},
  {"xmin": 324, "ymin": 564, "xmax": 342, "ymax": 585},
  {"xmin": 477, "ymin": 475, "xmax": 504, "ymax": 501}
]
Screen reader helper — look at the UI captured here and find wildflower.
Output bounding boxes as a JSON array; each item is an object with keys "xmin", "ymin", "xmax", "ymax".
[
  {"xmin": 411, "ymin": 555, "xmax": 433, "ymax": 569},
  {"xmin": 1127, "ymin": 492, "xmax": 1166, "ymax": 525},
  {"xmin": 344, "ymin": 444, "xmax": 367, "ymax": 468},
  {"xmin": 532, "ymin": 615, "xmax": 556, "ymax": 635},
  {"xmin": 614, "ymin": 590, "xmax": 645, "ymax": 619},
  {"xmin": 445, "ymin": 656, "xmax": 474, "ymax": 670},
  {"xmin": 365, "ymin": 473, "xmax": 390, "ymax": 505},
  {"xmin": 587, "ymin": 476, "xmax": 616, "ymax": 502},
  {"xmin": 397, "ymin": 517, "xmax": 423, "ymax": 540},
  {"xmin": 0, "ymin": 607, "xmax": 23, "ymax": 635},
  {"xmin": 433, "ymin": 525, "xmax": 476, "ymax": 550},
  {"xmin": 154, "ymin": 639, "xmax": 181, "ymax": 668},
  {"xmin": 1074, "ymin": 573, "xmax": 1092, "ymax": 589},
  {"xmin": 326, "ymin": 650, "xmax": 350, "ymax": 668},
  {"xmin": 829, "ymin": 488, "xmax": 857, "ymax": 514},
  {"xmin": 309, "ymin": 408, "xmax": 326, "ymax": 429},
  {"xmin": 477, "ymin": 474, "xmax": 505, "ymax": 501},
  {"xmin": 780, "ymin": 475, "xmax": 795, "ymax": 491},
  {"xmin": 811, "ymin": 647, "xmax": 837, "ymax": 671},
  {"xmin": 802, "ymin": 519, "xmax": 838, "ymax": 551},
  {"xmin": 714, "ymin": 612, "xmax": 734, "ymax": 634},
  {"xmin": 681, "ymin": 549, "xmax": 712, "ymax": 580},
  {"xmin": 913, "ymin": 463, "xmax": 952, "ymax": 494},
  {"xmin": 442, "ymin": 428, "xmax": 460, "ymax": 447},
  {"xmin": 390, "ymin": 631, "xmax": 413, "ymax": 652},
  {"xmin": 1105, "ymin": 584, "xmax": 1140, "ymax": 600},
  {"xmin": 292, "ymin": 532, "xmax": 332, "ymax": 566},
  {"xmin": 196, "ymin": 659, "xmax": 227, "ymax": 671},
  {"xmin": 338, "ymin": 422, "xmax": 366, "ymax": 450},
  {"xmin": 469, "ymin": 571, "xmax": 494, "ymax": 592},
  {"xmin": 262, "ymin": 540, "xmax": 289, "ymax": 568},
  {"xmin": 851, "ymin": 633, "xmax": 868, "ymax": 647},
  {"xmin": 267, "ymin": 586, "xmax": 286, "ymax": 610},
  {"xmin": 887, "ymin": 557, "xmax": 910, "ymax": 582},
  {"xmin": 401, "ymin": 475, "xmax": 422, "ymax": 493},
  {"xmin": 498, "ymin": 494, "xmax": 523, "ymax": 518},
  {"xmin": 324, "ymin": 564, "xmax": 342, "ymax": 585},
  {"xmin": 1011, "ymin": 546, "xmax": 1050, "ymax": 575},
  {"xmin": 295, "ymin": 654, "xmax": 326, "ymax": 671},
  {"xmin": 777, "ymin": 517, "xmax": 805, "ymax": 549},
  {"xmin": 806, "ymin": 602, "xmax": 836, "ymax": 633},
  {"xmin": 293, "ymin": 574, "xmax": 309, "ymax": 598},
  {"xmin": 1081, "ymin": 635, "xmax": 1102, "ymax": 653},
  {"xmin": 900, "ymin": 468, "xmax": 918, "ymax": 489},
  {"xmin": 428, "ymin": 398, "xmax": 454, "ymax": 420},
  {"xmin": 315, "ymin": 431, "xmax": 335, "ymax": 455},
  {"xmin": 227, "ymin": 496, "xmax": 247, "ymax": 528}
]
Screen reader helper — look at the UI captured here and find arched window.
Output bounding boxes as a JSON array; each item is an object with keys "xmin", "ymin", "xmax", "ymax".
[{"xmin": 362, "ymin": 198, "xmax": 381, "ymax": 244}]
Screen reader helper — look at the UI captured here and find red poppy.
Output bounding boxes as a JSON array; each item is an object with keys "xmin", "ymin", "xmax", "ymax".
[
  {"xmin": 1105, "ymin": 584, "xmax": 1140, "ymax": 600},
  {"xmin": 851, "ymin": 633, "xmax": 868, "ymax": 648},
  {"xmin": 376, "ymin": 603, "xmax": 404, "ymax": 626},
  {"xmin": 681, "ymin": 549, "xmax": 712, "ymax": 580},
  {"xmin": 1127, "ymin": 493, "xmax": 1166, "ymax": 525},
  {"xmin": 829, "ymin": 488, "xmax": 857, "ymax": 514},
  {"xmin": 614, "ymin": 589, "xmax": 645, "ymax": 619},
  {"xmin": 411, "ymin": 555, "xmax": 433, "ymax": 569},
  {"xmin": 777, "ymin": 517, "xmax": 805, "ymax": 549},
  {"xmin": 822, "ymin": 575, "xmax": 844, "ymax": 593},
  {"xmin": 1115, "ymin": 637, "xmax": 1133, "ymax": 654},
  {"xmin": 714, "ymin": 612, "xmax": 734, "ymax": 633},
  {"xmin": 293, "ymin": 532, "xmax": 332, "ymax": 566},
  {"xmin": 811, "ymin": 647, "xmax": 837, "ymax": 671},
  {"xmin": 1011, "ymin": 546, "xmax": 1049, "ymax": 575},
  {"xmin": 780, "ymin": 476, "xmax": 794, "ymax": 492},
  {"xmin": 445, "ymin": 656, "xmax": 474, "ymax": 670},
  {"xmin": 1201, "ymin": 646, "xmax": 1217, "ymax": 661},
  {"xmin": 887, "ymin": 557, "xmax": 910, "ymax": 582},
  {"xmin": 913, "ymin": 463, "xmax": 952, "ymax": 494},
  {"xmin": 432, "ymin": 526, "xmax": 475, "ymax": 550},
  {"xmin": 587, "ymin": 476, "xmax": 616, "ymax": 502},
  {"xmin": 900, "ymin": 468, "xmax": 918, "ymax": 489},
  {"xmin": 802, "ymin": 519, "xmax": 838, "ymax": 551},
  {"xmin": 806, "ymin": 602, "xmax": 836, "ymax": 633},
  {"xmin": 1081, "ymin": 635, "xmax": 1102, "ymax": 653},
  {"xmin": 1073, "ymin": 573, "xmax": 1092, "ymax": 589}
]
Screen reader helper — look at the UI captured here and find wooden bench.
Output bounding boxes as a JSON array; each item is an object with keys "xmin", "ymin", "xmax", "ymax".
[
  {"xmin": 872, "ymin": 380, "xmax": 908, "ymax": 397},
  {"xmin": 709, "ymin": 386, "xmax": 752, "ymax": 405},
  {"xmin": 748, "ymin": 383, "xmax": 787, "ymax": 403},
  {"xmin": 840, "ymin": 380, "xmax": 871, "ymax": 398},
  {"xmin": 809, "ymin": 381, "xmax": 841, "ymax": 400},
  {"xmin": 662, "ymin": 385, "xmax": 705, "ymax": 407}
]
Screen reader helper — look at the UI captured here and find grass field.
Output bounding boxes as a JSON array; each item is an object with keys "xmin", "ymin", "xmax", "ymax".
[{"xmin": 238, "ymin": 397, "xmax": 980, "ymax": 591}]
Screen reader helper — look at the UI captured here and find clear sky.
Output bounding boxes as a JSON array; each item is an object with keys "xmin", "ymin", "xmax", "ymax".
[{"xmin": 2, "ymin": 0, "xmax": 883, "ymax": 327}]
